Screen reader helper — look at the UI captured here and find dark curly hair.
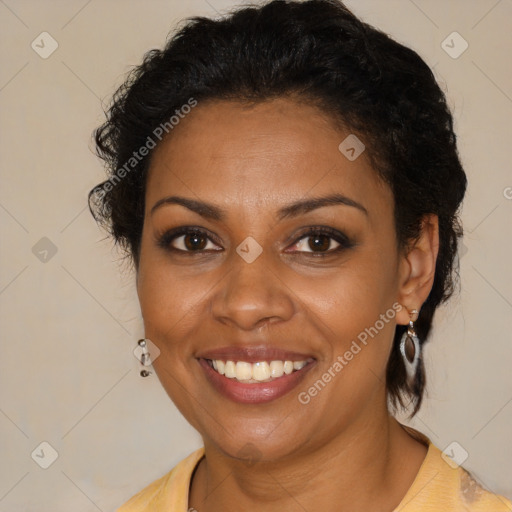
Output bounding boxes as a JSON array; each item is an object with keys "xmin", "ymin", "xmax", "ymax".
[{"xmin": 89, "ymin": 0, "xmax": 467, "ymax": 416}]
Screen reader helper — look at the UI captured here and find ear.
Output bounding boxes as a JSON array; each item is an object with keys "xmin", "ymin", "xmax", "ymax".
[{"xmin": 396, "ymin": 214, "xmax": 439, "ymax": 326}]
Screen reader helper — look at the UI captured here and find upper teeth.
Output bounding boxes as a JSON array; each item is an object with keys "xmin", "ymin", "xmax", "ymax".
[{"xmin": 210, "ymin": 360, "xmax": 307, "ymax": 382}]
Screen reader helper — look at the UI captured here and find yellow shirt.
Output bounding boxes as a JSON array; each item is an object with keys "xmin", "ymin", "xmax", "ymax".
[{"xmin": 117, "ymin": 428, "xmax": 512, "ymax": 511}]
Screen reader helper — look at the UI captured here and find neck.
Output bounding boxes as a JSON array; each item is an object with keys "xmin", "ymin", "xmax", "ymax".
[{"xmin": 189, "ymin": 402, "xmax": 427, "ymax": 512}]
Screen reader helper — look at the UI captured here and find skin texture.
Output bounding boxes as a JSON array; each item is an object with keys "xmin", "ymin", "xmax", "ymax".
[{"xmin": 136, "ymin": 97, "xmax": 439, "ymax": 511}]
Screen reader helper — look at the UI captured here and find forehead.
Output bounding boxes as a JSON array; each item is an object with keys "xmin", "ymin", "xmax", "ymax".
[{"xmin": 145, "ymin": 97, "xmax": 391, "ymax": 219}]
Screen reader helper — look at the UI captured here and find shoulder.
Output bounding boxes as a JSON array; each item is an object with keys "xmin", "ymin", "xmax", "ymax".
[
  {"xmin": 397, "ymin": 428, "xmax": 512, "ymax": 512},
  {"xmin": 116, "ymin": 448, "xmax": 205, "ymax": 512}
]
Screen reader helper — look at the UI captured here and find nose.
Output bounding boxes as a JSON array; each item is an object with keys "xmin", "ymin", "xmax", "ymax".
[{"xmin": 210, "ymin": 249, "xmax": 295, "ymax": 331}]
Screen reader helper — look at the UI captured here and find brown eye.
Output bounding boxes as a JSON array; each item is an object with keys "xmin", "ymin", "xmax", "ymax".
[
  {"xmin": 182, "ymin": 232, "xmax": 208, "ymax": 251},
  {"xmin": 307, "ymin": 234, "xmax": 334, "ymax": 252},
  {"xmin": 285, "ymin": 226, "xmax": 353, "ymax": 256},
  {"xmin": 158, "ymin": 228, "xmax": 221, "ymax": 253},
  {"xmin": 291, "ymin": 232, "xmax": 341, "ymax": 253}
]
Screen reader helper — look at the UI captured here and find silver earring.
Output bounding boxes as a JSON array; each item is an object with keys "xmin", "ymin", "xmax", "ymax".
[
  {"xmin": 137, "ymin": 339, "xmax": 152, "ymax": 377},
  {"xmin": 399, "ymin": 309, "xmax": 420, "ymax": 384}
]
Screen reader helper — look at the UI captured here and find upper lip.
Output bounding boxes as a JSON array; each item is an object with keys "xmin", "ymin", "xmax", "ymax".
[{"xmin": 198, "ymin": 345, "xmax": 315, "ymax": 363}]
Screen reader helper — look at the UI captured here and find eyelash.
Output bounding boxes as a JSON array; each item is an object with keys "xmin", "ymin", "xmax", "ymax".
[{"xmin": 156, "ymin": 226, "xmax": 354, "ymax": 256}]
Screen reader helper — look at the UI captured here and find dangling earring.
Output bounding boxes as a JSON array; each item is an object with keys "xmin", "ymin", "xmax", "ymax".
[
  {"xmin": 137, "ymin": 339, "xmax": 152, "ymax": 377},
  {"xmin": 399, "ymin": 309, "xmax": 420, "ymax": 384}
]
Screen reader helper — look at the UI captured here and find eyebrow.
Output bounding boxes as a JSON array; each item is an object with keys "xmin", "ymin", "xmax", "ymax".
[{"xmin": 150, "ymin": 193, "xmax": 368, "ymax": 221}]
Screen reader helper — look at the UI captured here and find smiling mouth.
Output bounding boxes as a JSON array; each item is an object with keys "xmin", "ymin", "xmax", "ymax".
[{"xmin": 206, "ymin": 358, "xmax": 313, "ymax": 383}]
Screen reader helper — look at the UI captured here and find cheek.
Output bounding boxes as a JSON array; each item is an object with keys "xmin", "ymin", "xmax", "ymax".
[
  {"xmin": 297, "ymin": 249, "xmax": 398, "ymax": 334},
  {"xmin": 288, "ymin": 268, "xmax": 398, "ymax": 434},
  {"xmin": 137, "ymin": 227, "xmax": 199, "ymax": 326},
  {"xmin": 137, "ymin": 263, "xmax": 206, "ymax": 344},
  {"xmin": 297, "ymin": 249, "xmax": 399, "ymax": 394},
  {"xmin": 136, "ymin": 252, "xmax": 229, "ymax": 379}
]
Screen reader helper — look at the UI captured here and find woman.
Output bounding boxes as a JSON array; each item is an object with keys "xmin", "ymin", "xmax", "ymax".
[{"xmin": 88, "ymin": 0, "xmax": 512, "ymax": 510}]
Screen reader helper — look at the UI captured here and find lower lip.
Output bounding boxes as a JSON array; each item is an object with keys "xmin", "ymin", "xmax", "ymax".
[{"xmin": 198, "ymin": 358, "xmax": 315, "ymax": 404}]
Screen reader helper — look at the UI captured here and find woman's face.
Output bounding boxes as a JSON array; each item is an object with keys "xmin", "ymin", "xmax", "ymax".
[{"xmin": 137, "ymin": 97, "xmax": 412, "ymax": 461}]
